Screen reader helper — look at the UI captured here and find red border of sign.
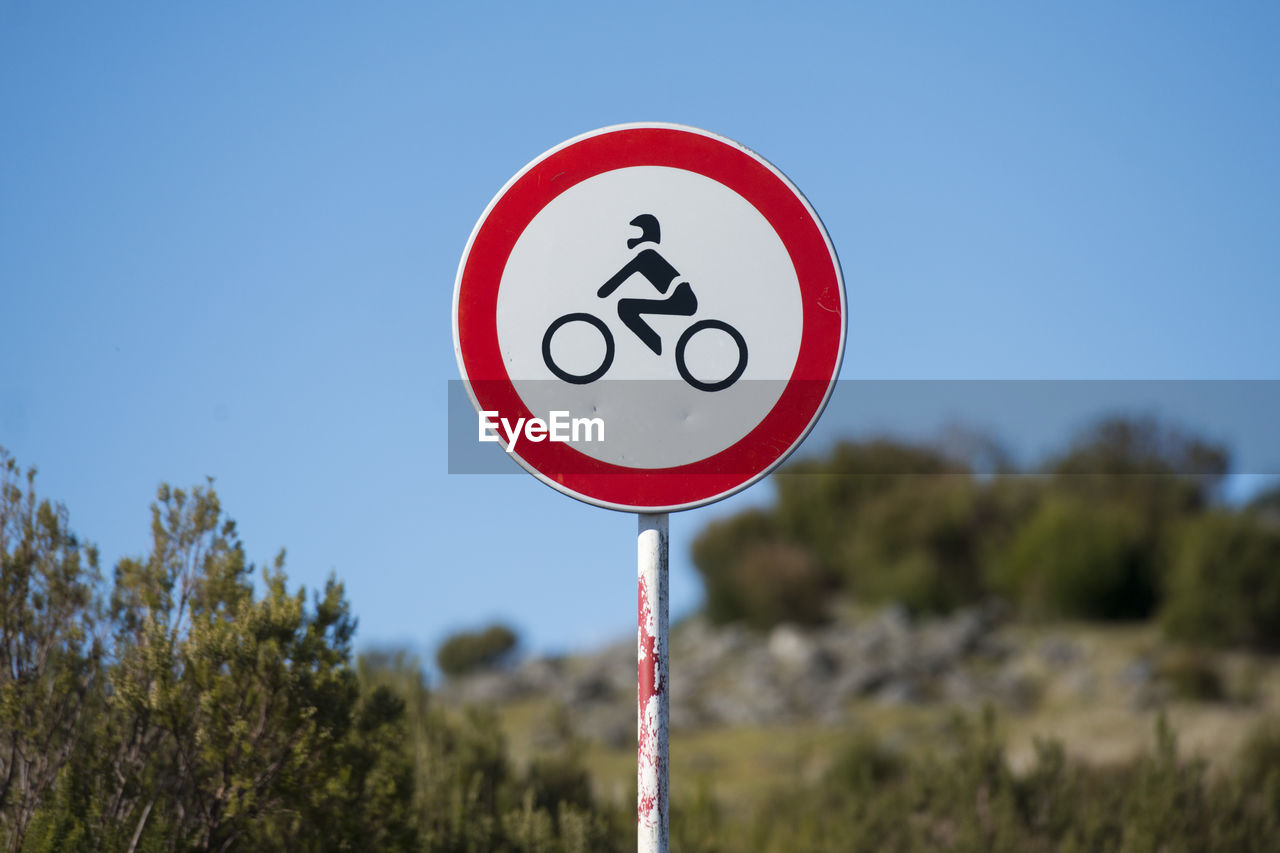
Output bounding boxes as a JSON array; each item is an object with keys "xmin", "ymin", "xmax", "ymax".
[{"xmin": 453, "ymin": 124, "xmax": 845, "ymax": 512}]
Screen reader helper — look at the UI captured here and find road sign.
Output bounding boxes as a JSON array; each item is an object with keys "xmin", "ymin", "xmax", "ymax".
[{"xmin": 453, "ymin": 123, "xmax": 845, "ymax": 512}]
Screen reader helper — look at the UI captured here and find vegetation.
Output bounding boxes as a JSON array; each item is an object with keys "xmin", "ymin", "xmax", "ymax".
[
  {"xmin": 0, "ymin": 450, "xmax": 614, "ymax": 852},
  {"xmin": 0, "ymin": 451, "xmax": 102, "ymax": 851},
  {"xmin": 685, "ymin": 711, "xmax": 1280, "ymax": 852},
  {"xmin": 991, "ymin": 495, "xmax": 1153, "ymax": 620},
  {"xmin": 691, "ymin": 415, "xmax": 1279, "ymax": 650},
  {"xmin": 3, "ymin": 417, "xmax": 1278, "ymax": 849},
  {"xmin": 3, "ymin": 469, "xmax": 412, "ymax": 852},
  {"xmin": 436, "ymin": 624, "xmax": 520, "ymax": 678},
  {"xmin": 1157, "ymin": 511, "xmax": 1280, "ymax": 651}
]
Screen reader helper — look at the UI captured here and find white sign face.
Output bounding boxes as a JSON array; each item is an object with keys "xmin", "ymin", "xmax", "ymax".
[
  {"xmin": 454, "ymin": 123, "xmax": 845, "ymax": 512},
  {"xmin": 497, "ymin": 166, "xmax": 803, "ymax": 469}
]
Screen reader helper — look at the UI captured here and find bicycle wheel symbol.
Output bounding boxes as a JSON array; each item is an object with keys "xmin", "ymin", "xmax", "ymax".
[
  {"xmin": 542, "ymin": 313, "xmax": 747, "ymax": 390},
  {"xmin": 541, "ymin": 313, "xmax": 615, "ymax": 385},
  {"xmin": 675, "ymin": 319, "xmax": 748, "ymax": 392}
]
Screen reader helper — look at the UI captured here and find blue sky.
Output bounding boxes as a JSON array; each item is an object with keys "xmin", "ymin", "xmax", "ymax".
[{"xmin": 3, "ymin": 3, "xmax": 1278, "ymax": 670}]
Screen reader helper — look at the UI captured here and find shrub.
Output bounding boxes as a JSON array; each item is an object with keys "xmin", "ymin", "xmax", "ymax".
[
  {"xmin": 691, "ymin": 511, "xmax": 831, "ymax": 628},
  {"xmin": 1157, "ymin": 648, "xmax": 1226, "ymax": 702},
  {"xmin": 359, "ymin": 651, "xmax": 628, "ymax": 851},
  {"xmin": 690, "ymin": 419, "xmax": 1239, "ymax": 628},
  {"xmin": 709, "ymin": 541, "xmax": 829, "ymax": 629},
  {"xmin": 836, "ymin": 476, "xmax": 1001, "ymax": 613},
  {"xmin": 523, "ymin": 749, "xmax": 593, "ymax": 815},
  {"xmin": 989, "ymin": 496, "xmax": 1157, "ymax": 620},
  {"xmin": 436, "ymin": 623, "xmax": 520, "ymax": 677},
  {"xmin": 1161, "ymin": 513, "xmax": 1280, "ymax": 650},
  {"xmin": 1237, "ymin": 717, "xmax": 1280, "ymax": 795},
  {"xmin": 1246, "ymin": 481, "xmax": 1280, "ymax": 517},
  {"xmin": 682, "ymin": 711, "xmax": 1280, "ymax": 852},
  {"xmin": 774, "ymin": 438, "xmax": 967, "ymax": 560},
  {"xmin": 692, "ymin": 439, "xmax": 1020, "ymax": 625},
  {"xmin": 1048, "ymin": 415, "xmax": 1229, "ymax": 513}
]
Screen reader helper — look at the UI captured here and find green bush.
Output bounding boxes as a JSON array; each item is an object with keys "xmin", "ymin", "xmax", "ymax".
[
  {"xmin": 436, "ymin": 623, "xmax": 520, "ymax": 677},
  {"xmin": 1157, "ymin": 647, "xmax": 1226, "ymax": 702},
  {"xmin": 1048, "ymin": 415, "xmax": 1229, "ymax": 513},
  {"xmin": 523, "ymin": 749, "xmax": 594, "ymax": 816},
  {"xmin": 716, "ymin": 541, "xmax": 829, "ymax": 629},
  {"xmin": 675, "ymin": 711, "xmax": 1280, "ymax": 852},
  {"xmin": 687, "ymin": 419, "xmax": 1258, "ymax": 631},
  {"xmin": 16, "ymin": 481, "xmax": 417, "ymax": 853},
  {"xmin": 691, "ymin": 439, "xmax": 1019, "ymax": 625},
  {"xmin": 360, "ymin": 652, "xmax": 627, "ymax": 852},
  {"xmin": 1246, "ymin": 481, "xmax": 1280, "ymax": 516},
  {"xmin": 774, "ymin": 439, "xmax": 967, "ymax": 565},
  {"xmin": 989, "ymin": 496, "xmax": 1157, "ymax": 620},
  {"xmin": 1161, "ymin": 513, "xmax": 1280, "ymax": 650},
  {"xmin": 835, "ymin": 476, "xmax": 1007, "ymax": 614},
  {"xmin": 691, "ymin": 511, "xmax": 831, "ymax": 628},
  {"xmin": 1237, "ymin": 716, "xmax": 1280, "ymax": 796}
]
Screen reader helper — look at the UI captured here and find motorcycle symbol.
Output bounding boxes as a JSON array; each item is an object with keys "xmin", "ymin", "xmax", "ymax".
[{"xmin": 541, "ymin": 214, "xmax": 748, "ymax": 392}]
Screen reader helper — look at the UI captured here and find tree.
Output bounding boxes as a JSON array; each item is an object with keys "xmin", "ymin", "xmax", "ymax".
[
  {"xmin": 989, "ymin": 495, "xmax": 1155, "ymax": 620},
  {"xmin": 1047, "ymin": 415, "xmax": 1229, "ymax": 513},
  {"xmin": 25, "ymin": 482, "xmax": 414, "ymax": 852},
  {"xmin": 0, "ymin": 449, "xmax": 102, "ymax": 853},
  {"xmin": 1247, "ymin": 481, "xmax": 1280, "ymax": 526},
  {"xmin": 773, "ymin": 438, "xmax": 968, "ymax": 573},
  {"xmin": 1161, "ymin": 512, "xmax": 1280, "ymax": 650},
  {"xmin": 436, "ymin": 624, "xmax": 520, "ymax": 678},
  {"xmin": 691, "ymin": 438, "xmax": 1010, "ymax": 623},
  {"xmin": 691, "ymin": 509, "xmax": 832, "ymax": 628}
]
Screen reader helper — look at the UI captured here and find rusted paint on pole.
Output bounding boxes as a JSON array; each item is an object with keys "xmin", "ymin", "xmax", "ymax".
[{"xmin": 637, "ymin": 512, "xmax": 670, "ymax": 852}]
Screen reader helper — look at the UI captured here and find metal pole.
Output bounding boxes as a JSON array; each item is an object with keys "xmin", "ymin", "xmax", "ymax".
[{"xmin": 637, "ymin": 512, "xmax": 669, "ymax": 853}]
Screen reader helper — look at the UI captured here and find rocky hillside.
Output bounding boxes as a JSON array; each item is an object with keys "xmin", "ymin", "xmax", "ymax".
[{"xmin": 438, "ymin": 604, "xmax": 1280, "ymax": 770}]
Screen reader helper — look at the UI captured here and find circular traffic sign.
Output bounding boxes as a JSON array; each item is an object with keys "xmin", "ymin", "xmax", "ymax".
[{"xmin": 453, "ymin": 123, "xmax": 845, "ymax": 512}]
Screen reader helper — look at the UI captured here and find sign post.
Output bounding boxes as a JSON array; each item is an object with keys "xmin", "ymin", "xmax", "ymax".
[
  {"xmin": 637, "ymin": 512, "xmax": 670, "ymax": 850},
  {"xmin": 453, "ymin": 123, "xmax": 845, "ymax": 852}
]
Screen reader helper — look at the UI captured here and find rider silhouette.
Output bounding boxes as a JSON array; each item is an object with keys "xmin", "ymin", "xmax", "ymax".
[{"xmin": 597, "ymin": 214, "xmax": 697, "ymax": 355}]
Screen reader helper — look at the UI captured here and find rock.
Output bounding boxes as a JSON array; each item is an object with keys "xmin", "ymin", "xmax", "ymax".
[
  {"xmin": 769, "ymin": 624, "xmax": 813, "ymax": 667},
  {"xmin": 446, "ymin": 669, "xmax": 530, "ymax": 705},
  {"xmin": 572, "ymin": 705, "xmax": 632, "ymax": 748},
  {"xmin": 702, "ymin": 684, "xmax": 790, "ymax": 726},
  {"xmin": 917, "ymin": 609, "xmax": 985, "ymax": 672},
  {"xmin": 875, "ymin": 678, "xmax": 924, "ymax": 706},
  {"xmin": 858, "ymin": 605, "xmax": 915, "ymax": 668},
  {"xmin": 1039, "ymin": 636, "xmax": 1082, "ymax": 667},
  {"xmin": 515, "ymin": 656, "xmax": 566, "ymax": 693},
  {"xmin": 567, "ymin": 673, "xmax": 615, "ymax": 705},
  {"xmin": 436, "ymin": 602, "xmax": 1011, "ymax": 734},
  {"xmin": 940, "ymin": 670, "xmax": 981, "ymax": 704},
  {"xmin": 1062, "ymin": 669, "xmax": 1098, "ymax": 702},
  {"xmin": 1117, "ymin": 658, "xmax": 1154, "ymax": 687},
  {"xmin": 994, "ymin": 666, "xmax": 1042, "ymax": 713},
  {"xmin": 669, "ymin": 694, "xmax": 706, "ymax": 730},
  {"xmin": 1118, "ymin": 658, "xmax": 1168, "ymax": 709},
  {"xmin": 828, "ymin": 663, "xmax": 893, "ymax": 703},
  {"xmin": 882, "ymin": 603, "xmax": 913, "ymax": 634},
  {"xmin": 769, "ymin": 623, "xmax": 836, "ymax": 677}
]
